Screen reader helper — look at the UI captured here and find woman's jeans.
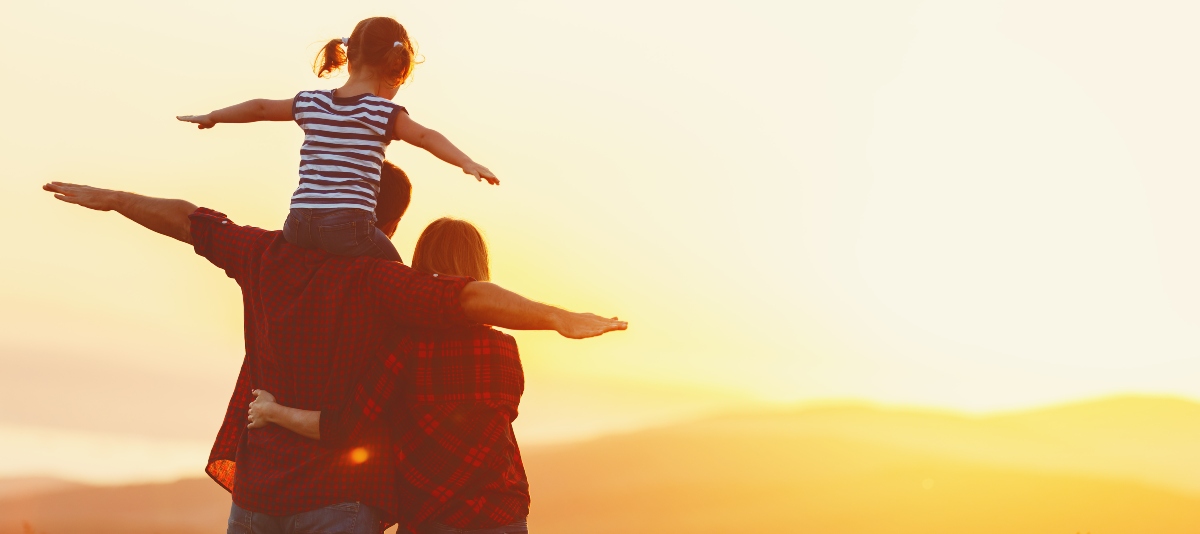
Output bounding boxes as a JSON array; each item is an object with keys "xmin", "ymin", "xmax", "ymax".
[
  {"xmin": 283, "ymin": 208, "xmax": 402, "ymax": 262},
  {"xmin": 227, "ymin": 501, "xmax": 386, "ymax": 534},
  {"xmin": 421, "ymin": 519, "xmax": 529, "ymax": 534}
]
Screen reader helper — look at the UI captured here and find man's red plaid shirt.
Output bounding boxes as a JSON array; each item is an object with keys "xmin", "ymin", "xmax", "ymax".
[
  {"xmin": 190, "ymin": 208, "xmax": 473, "ymax": 518},
  {"xmin": 319, "ymin": 325, "xmax": 530, "ymax": 533}
]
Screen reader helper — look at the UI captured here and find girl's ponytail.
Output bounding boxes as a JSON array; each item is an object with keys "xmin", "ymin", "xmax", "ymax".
[
  {"xmin": 325, "ymin": 17, "xmax": 420, "ymax": 88},
  {"xmin": 313, "ymin": 38, "xmax": 348, "ymax": 78},
  {"xmin": 380, "ymin": 39, "xmax": 416, "ymax": 88}
]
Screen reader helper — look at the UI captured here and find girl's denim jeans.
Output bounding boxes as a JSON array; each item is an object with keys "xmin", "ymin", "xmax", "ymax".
[{"xmin": 283, "ymin": 207, "xmax": 402, "ymax": 262}]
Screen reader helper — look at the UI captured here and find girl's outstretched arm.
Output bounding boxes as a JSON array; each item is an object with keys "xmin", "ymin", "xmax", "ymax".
[
  {"xmin": 393, "ymin": 113, "xmax": 500, "ymax": 185},
  {"xmin": 177, "ymin": 98, "xmax": 294, "ymax": 129}
]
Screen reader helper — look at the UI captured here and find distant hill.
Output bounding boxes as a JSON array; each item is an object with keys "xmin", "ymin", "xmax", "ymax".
[
  {"xmin": 3, "ymin": 395, "xmax": 1200, "ymax": 534},
  {"xmin": 524, "ymin": 395, "xmax": 1200, "ymax": 533},
  {"xmin": 0, "ymin": 478, "xmax": 83, "ymax": 501},
  {"xmin": 0, "ymin": 478, "xmax": 228, "ymax": 534},
  {"xmin": 654, "ymin": 394, "xmax": 1200, "ymax": 494}
]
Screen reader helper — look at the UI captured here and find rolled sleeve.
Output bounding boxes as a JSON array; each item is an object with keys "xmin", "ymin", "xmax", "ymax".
[
  {"xmin": 189, "ymin": 208, "xmax": 272, "ymax": 282},
  {"xmin": 368, "ymin": 263, "xmax": 474, "ymax": 330}
]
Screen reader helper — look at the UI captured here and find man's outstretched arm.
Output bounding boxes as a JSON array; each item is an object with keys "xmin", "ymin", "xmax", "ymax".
[{"xmin": 43, "ymin": 182, "xmax": 196, "ymax": 244}]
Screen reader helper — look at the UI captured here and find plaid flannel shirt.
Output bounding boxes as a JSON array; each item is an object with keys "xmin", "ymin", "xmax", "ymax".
[
  {"xmin": 190, "ymin": 208, "xmax": 474, "ymax": 518},
  {"xmin": 320, "ymin": 325, "xmax": 529, "ymax": 533}
]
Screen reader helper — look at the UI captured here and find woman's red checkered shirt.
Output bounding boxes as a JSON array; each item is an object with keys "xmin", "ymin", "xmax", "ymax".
[
  {"xmin": 190, "ymin": 208, "xmax": 474, "ymax": 520},
  {"xmin": 319, "ymin": 324, "xmax": 530, "ymax": 533}
]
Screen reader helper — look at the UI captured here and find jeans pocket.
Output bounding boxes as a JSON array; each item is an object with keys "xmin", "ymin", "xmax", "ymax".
[
  {"xmin": 282, "ymin": 212, "xmax": 304, "ymax": 246},
  {"xmin": 226, "ymin": 503, "xmax": 254, "ymax": 534},
  {"xmin": 291, "ymin": 502, "xmax": 360, "ymax": 534},
  {"xmin": 421, "ymin": 522, "xmax": 463, "ymax": 534},
  {"xmin": 317, "ymin": 220, "xmax": 362, "ymax": 253}
]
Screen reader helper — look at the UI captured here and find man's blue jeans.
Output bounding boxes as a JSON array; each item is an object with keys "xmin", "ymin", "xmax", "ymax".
[
  {"xmin": 420, "ymin": 519, "xmax": 529, "ymax": 534},
  {"xmin": 227, "ymin": 501, "xmax": 386, "ymax": 534}
]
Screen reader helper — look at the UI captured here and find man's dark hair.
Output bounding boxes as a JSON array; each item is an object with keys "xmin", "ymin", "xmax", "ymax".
[{"xmin": 376, "ymin": 161, "xmax": 413, "ymax": 226}]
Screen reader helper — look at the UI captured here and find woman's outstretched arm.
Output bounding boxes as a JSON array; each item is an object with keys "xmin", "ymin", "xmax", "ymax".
[{"xmin": 459, "ymin": 281, "xmax": 627, "ymax": 339}]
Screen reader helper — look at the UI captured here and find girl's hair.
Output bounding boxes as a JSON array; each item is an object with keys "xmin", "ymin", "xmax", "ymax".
[
  {"xmin": 314, "ymin": 17, "xmax": 419, "ymax": 88},
  {"xmin": 412, "ymin": 218, "xmax": 491, "ymax": 281}
]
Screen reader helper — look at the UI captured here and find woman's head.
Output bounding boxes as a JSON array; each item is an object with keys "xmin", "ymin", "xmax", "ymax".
[
  {"xmin": 314, "ymin": 17, "xmax": 418, "ymax": 93},
  {"xmin": 412, "ymin": 218, "xmax": 490, "ymax": 281}
]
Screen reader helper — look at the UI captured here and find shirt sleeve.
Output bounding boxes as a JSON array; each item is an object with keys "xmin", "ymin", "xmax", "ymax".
[
  {"xmin": 292, "ymin": 90, "xmax": 309, "ymax": 124},
  {"xmin": 189, "ymin": 208, "xmax": 272, "ymax": 283},
  {"xmin": 366, "ymin": 262, "xmax": 474, "ymax": 330},
  {"xmin": 385, "ymin": 103, "xmax": 408, "ymax": 140}
]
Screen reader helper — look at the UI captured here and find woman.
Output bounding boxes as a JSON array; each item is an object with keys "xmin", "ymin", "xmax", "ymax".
[{"xmin": 248, "ymin": 218, "xmax": 529, "ymax": 534}]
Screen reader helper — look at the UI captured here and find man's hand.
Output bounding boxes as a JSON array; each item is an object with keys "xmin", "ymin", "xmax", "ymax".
[
  {"xmin": 43, "ymin": 182, "xmax": 121, "ymax": 211},
  {"xmin": 42, "ymin": 182, "xmax": 196, "ymax": 244},
  {"xmin": 462, "ymin": 161, "xmax": 499, "ymax": 185},
  {"xmin": 247, "ymin": 389, "xmax": 278, "ymax": 429},
  {"xmin": 555, "ymin": 312, "xmax": 628, "ymax": 339},
  {"xmin": 177, "ymin": 114, "xmax": 216, "ymax": 129}
]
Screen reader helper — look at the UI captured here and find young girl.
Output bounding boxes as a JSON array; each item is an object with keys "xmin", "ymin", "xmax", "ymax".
[{"xmin": 178, "ymin": 16, "xmax": 497, "ymax": 261}]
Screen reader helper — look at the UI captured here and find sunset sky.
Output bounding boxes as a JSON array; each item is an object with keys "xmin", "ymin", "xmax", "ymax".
[{"xmin": 3, "ymin": 0, "xmax": 1200, "ymax": 484}]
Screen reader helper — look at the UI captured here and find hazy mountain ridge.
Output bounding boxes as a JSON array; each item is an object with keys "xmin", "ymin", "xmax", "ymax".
[
  {"xmin": 650, "ymin": 394, "xmax": 1200, "ymax": 494},
  {"xmin": 0, "ymin": 478, "xmax": 84, "ymax": 502},
  {"xmin": 523, "ymin": 395, "xmax": 1200, "ymax": 533},
  {"xmin": 3, "ymin": 395, "xmax": 1198, "ymax": 534},
  {"xmin": 0, "ymin": 478, "xmax": 228, "ymax": 534}
]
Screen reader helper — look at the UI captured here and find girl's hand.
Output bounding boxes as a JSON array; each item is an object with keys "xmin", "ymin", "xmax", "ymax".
[
  {"xmin": 462, "ymin": 162, "xmax": 499, "ymax": 185},
  {"xmin": 247, "ymin": 389, "xmax": 277, "ymax": 429},
  {"xmin": 176, "ymin": 114, "xmax": 216, "ymax": 129}
]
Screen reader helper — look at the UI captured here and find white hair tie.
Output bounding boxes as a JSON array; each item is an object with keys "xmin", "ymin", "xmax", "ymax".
[
  {"xmin": 394, "ymin": 41, "xmax": 403, "ymax": 48},
  {"xmin": 341, "ymin": 37, "xmax": 349, "ymax": 46}
]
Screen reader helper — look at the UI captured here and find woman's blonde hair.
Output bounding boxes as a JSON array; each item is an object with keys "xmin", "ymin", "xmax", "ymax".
[{"xmin": 411, "ymin": 218, "xmax": 490, "ymax": 281}]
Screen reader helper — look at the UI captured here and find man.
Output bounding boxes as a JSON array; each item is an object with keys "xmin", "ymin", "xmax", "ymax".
[{"xmin": 42, "ymin": 174, "xmax": 626, "ymax": 534}]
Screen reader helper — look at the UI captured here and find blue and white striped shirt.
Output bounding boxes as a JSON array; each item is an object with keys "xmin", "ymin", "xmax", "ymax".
[{"xmin": 290, "ymin": 90, "xmax": 407, "ymax": 212}]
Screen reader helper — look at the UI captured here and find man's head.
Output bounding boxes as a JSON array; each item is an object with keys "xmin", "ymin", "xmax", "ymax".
[{"xmin": 374, "ymin": 161, "xmax": 412, "ymax": 238}]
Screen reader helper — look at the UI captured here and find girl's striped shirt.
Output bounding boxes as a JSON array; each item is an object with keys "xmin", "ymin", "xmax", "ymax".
[{"xmin": 290, "ymin": 90, "xmax": 406, "ymax": 212}]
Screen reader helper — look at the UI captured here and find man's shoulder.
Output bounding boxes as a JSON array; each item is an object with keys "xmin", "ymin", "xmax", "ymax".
[
  {"xmin": 190, "ymin": 208, "xmax": 276, "ymax": 238},
  {"xmin": 189, "ymin": 207, "xmax": 283, "ymax": 276}
]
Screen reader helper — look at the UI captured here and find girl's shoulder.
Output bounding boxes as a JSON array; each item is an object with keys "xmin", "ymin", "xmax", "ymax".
[
  {"xmin": 295, "ymin": 88, "xmax": 333, "ymax": 99},
  {"xmin": 295, "ymin": 89, "xmax": 395, "ymax": 106}
]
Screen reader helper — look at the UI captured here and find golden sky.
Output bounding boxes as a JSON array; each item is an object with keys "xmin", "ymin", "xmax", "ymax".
[{"xmin": 3, "ymin": 0, "xmax": 1200, "ymax": 483}]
